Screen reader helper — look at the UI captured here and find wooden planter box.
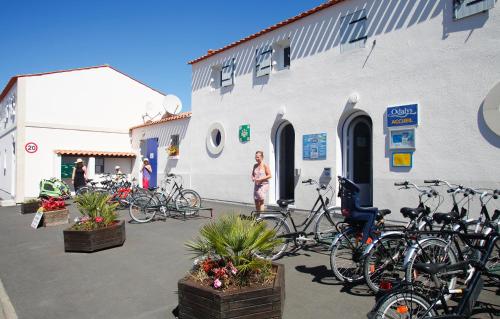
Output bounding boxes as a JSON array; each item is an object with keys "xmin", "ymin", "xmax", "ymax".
[
  {"xmin": 63, "ymin": 220, "xmax": 126, "ymax": 252},
  {"xmin": 21, "ymin": 202, "xmax": 40, "ymax": 214},
  {"xmin": 43, "ymin": 208, "xmax": 69, "ymax": 226},
  {"xmin": 178, "ymin": 263, "xmax": 285, "ymax": 319}
]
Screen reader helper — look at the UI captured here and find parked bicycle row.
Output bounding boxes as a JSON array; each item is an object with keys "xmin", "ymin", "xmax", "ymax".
[{"xmin": 252, "ymin": 176, "xmax": 499, "ymax": 318}]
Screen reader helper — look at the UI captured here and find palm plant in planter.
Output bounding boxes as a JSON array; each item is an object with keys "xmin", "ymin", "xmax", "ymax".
[
  {"xmin": 178, "ymin": 215, "xmax": 285, "ymax": 319},
  {"xmin": 63, "ymin": 192, "xmax": 125, "ymax": 252}
]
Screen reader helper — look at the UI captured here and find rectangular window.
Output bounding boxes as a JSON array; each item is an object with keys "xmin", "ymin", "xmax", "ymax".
[
  {"xmin": 95, "ymin": 157, "xmax": 104, "ymax": 174},
  {"xmin": 255, "ymin": 46, "xmax": 273, "ymax": 77},
  {"xmin": 168, "ymin": 134, "xmax": 180, "ymax": 156},
  {"xmin": 283, "ymin": 46, "xmax": 291, "ymax": 68},
  {"xmin": 454, "ymin": 0, "xmax": 494, "ymax": 20},
  {"xmin": 340, "ymin": 9, "xmax": 367, "ymax": 53},
  {"xmin": 220, "ymin": 59, "xmax": 234, "ymax": 87}
]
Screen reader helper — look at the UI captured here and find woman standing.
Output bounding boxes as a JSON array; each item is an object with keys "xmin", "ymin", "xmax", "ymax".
[
  {"xmin": 252, "ymin": 151, "xmax": 272, "ymax": 211},
  {"xmin": 142, "ymin": 158, "xmax": 152, "ymax": 189},
  {"xmin": 71, "ymin": 158, "xmax": 87, "ymax": 193}
]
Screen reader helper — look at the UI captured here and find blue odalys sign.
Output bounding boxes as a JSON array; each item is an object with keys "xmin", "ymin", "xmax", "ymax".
[{"xmin": 387, "ymin": 104, "xmax": 418, "ymax": 127}]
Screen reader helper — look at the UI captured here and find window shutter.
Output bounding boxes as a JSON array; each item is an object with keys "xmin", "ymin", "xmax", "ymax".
[
  {"xmin": 340, "ymin": 9, "xmax": 367, "ymax": 53},
  {"xmin": 221, "ymin": 59, "xmax": 234, "ymax": 87},
  {"xmin": 255, "ymin": 46, "xmax": 272, "ymax": 77},
  {"xmin": 454, "ymin": 0, "xmax": 495, "ymax": 20}
]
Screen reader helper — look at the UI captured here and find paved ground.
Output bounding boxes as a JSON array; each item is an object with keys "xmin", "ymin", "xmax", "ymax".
[{"xmin": 0, "ymin": 200, "xmax": 498, "ymax": 319}]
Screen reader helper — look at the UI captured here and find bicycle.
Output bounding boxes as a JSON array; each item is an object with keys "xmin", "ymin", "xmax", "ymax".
[
  {"xmin": 128, "ymin": 173, "xmax": 201, "ymax": 223},
  {"xmin": 368, "ymin": 229, "xmax": 499, "ymax": 319},
  {"xmin": 253, "ymin": 178, "xmax": 340, "ymax": 260}
]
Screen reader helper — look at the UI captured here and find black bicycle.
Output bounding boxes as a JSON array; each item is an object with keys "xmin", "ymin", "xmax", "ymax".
[{"xmin": 253, "ymin": 179, "xmax": 340, "ymax": 260}]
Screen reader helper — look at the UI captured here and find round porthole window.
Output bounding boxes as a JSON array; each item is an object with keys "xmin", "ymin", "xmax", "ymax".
[{"xmin": 206, "ymin": 122, "xmax": 225, "ymax": 155}]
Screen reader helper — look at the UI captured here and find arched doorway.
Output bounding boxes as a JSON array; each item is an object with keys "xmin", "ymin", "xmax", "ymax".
[
  {"xmin": 343, "ymin": 115, "xmax": 373, "ymax": 206},
  {"xmin": 276, "ymin": 122, "xmax": 295, "ymax": 200}
]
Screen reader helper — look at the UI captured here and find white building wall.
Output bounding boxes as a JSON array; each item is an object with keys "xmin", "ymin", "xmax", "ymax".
[
  {"xmin": 0, "ymin": 84, "xmax": 17, "ymax": 201},
  {"xmin": 130, "ymin": 118, "xmax": 191, "ymax": 187},
  {"xmin": 187, "ymin": 0, "xmax": 500, "ymax": 219}
]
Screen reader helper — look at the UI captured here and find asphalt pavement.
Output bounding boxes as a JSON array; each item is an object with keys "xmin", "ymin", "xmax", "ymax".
[{"xmin": 0, "ymin": 200, "xmax": 498, "ymax": 319}]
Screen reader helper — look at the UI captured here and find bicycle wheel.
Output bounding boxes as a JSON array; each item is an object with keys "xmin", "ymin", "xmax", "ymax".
[
  {"xmin": 371, "ymin": 290, "xmax": 437, "ymax": 318},
  {"xmin": 364, "ymin": 235, "xmax": 407, "ymax": 293},
  {"xmin": 314, "ymin": 207, "xmax": 340, "ymax": 244},
  {"xmin": 330, "ymin": 228, "xmax": 365, "ymax": 283},
  {"xmin": 405, "ymin": 238, "xmax": 458, "ymax": 297},
  {"xmin": 75, "ymin": 186, "xmax": 91, "ymax": 196},
  {"xmin": 174, "ymin": 189, "xmax": 202, "ymax": 215},
  {"xmin": 254, "ymin": 216, "xmax": 290, "ymax": 260},
  {"xmin": 129, "ymin": 195, "xmax": 157, "ymax": 223}
]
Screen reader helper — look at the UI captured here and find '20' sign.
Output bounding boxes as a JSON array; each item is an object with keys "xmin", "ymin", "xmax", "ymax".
[{"xmin": 25, "ymin": 142, "xmax": 38, "ymax": 153}]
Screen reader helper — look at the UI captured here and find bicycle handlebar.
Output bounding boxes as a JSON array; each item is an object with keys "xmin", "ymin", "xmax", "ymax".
[{"xmin": 301, "ymin": 179, "xmax": 313, "ymax": 184}]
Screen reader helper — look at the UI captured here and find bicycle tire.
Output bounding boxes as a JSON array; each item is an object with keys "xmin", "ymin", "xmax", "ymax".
[
  {"xmin": 174, "ymin": 189, "xmax": 202, "ymax": 215},
  {"xmin": 364, "ymin": 235, "xmax": 407, "ymax": 294},
  {"xmin": 371, "ymin": 290, "xmax": 437, "ymax": 318},
  {"xmin": 330, "ymin": 228, "xmax": 365, "ymax": 283},
  {"xmin": 405, "ymin": 238, "xmax": 458, "ymax": 297},
  {"xmin": 314, "ymin": 207, "xmax": 340, "ymax": 244},
  {"xmin": 254, "ymin": 215, "xmax": 291, "ymax": 260},
  {"xmin": 129, "ymin": 195, "xmax": 157, "ymax": 223}
]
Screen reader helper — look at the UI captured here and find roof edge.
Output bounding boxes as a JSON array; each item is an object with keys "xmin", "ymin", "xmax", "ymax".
[
  {"xmin": 129, "ymin": 112, "xmax": 192, "ymax": 131},
  {"xmin": 187, "ymin": 0, "xmax": 345, "ymax": 65}
]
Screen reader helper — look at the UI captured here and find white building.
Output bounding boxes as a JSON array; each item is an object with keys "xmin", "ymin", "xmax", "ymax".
[
  {"xmin": 183, "ymin": 0, "xmax": 500, "ymax": 217},
  {"xmin": 0, "ymin": 65, "xmax": 165, "ymax": 204}
]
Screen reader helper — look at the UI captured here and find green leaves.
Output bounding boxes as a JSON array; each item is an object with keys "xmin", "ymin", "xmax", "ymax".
[
  {"xmin": 186, "ymin": 215, "xmax": 282, "ymax": 273},
  {"xmin": 73, "ymin": 192, "xmax": 118, "ymax": 226}
]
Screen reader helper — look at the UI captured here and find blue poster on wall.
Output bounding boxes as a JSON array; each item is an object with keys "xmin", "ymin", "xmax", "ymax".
[
  {"xmin": 303, "ymin": 133, "xmax": 327, "ymax": 160},
  {"xmin": 387, "ymin": 104, "xmax": 418, "ymax": 127}
]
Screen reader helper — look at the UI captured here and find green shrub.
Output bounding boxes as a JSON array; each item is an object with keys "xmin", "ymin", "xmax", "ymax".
[{"xmin": 72, "ymin": 192, "xmax": 118, "ymax": 230}]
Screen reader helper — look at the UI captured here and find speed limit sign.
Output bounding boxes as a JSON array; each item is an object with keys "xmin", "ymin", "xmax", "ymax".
[{"xmin": 25, "ymin": 142, "xmax": 38, "ymax": 153}]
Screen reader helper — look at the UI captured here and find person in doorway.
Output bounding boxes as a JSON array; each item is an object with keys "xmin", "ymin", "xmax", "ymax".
[
  {"xmin": 71, "ymin": 158, "xmax": 87, "ymax": 192},
  {"xmin": 142, "ymin": 158, "xmax": 152, "ymax": 189},
  {"xmin": 114, "ymin": 166, "xmax": 124, "ymax": 181},
  {"xmin": 251, "ymin": 151, "xmax": 271, "ymax": 211}
]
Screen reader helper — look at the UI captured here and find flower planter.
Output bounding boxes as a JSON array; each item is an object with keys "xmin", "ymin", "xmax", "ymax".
[
  {"xmin": 178, "ymin": 263, "xmax": 285, "ymax": 319},
  {"xmin": 43, "ymin": 208, "xmax": 70, "ymax": 226},
  {"xmin": 63, "ymin": 220, "xmax": 126, "ymax": 252},
  {"xmin": 20, "ymin": 202, "xmax": 40, "ymax": 214}
]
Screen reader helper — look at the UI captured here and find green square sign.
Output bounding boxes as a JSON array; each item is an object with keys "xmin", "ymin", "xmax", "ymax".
[{"xmin": 239, "ymin": 124, "xmax": 250, "ymax": 142}]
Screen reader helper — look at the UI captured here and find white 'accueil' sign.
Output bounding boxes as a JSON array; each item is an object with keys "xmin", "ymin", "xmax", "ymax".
[{"xmin": 31, "ymin": 211, "xmax": 43, "ymax": 229}]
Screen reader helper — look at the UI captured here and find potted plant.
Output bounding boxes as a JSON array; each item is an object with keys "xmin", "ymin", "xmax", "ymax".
[
  {"xmin": 63, "ymin": 192, "xmax": 125, "ymax": 252},
  {"xmin": 38, "ymin": 197, "xmax": 69, "ymax": 226},
  {"xmin": 167, "ymin": 145, "xmax": 179, "ymax": 158},
  {"xmin": 178, "ymin": 215, "xmax": 285, "ymax": 319},
  {"xmin": 20, "ymin": 198, "xmax": 41, "ymax": 214}
]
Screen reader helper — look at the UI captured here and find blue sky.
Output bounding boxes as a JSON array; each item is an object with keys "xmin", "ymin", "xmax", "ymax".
[{"xmin": 0, "ymin": 0, "xmax": 325, "ymax": 112}]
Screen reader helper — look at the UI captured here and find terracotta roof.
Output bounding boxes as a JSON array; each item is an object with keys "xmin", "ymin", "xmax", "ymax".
[
  {"xmin": 188, "ymin": 0, "xmax": 346, "ymax": 64},
  {"xmin": 0, "ymin": 65, "xmax": 165, "ymax": 102},
  {"xmin": 129, "ymin": 112, "xmax": 192, "ymax": 131},
  {"xmin": 54, "ymin": 150, "xmax": 136, "ymax": 157}
]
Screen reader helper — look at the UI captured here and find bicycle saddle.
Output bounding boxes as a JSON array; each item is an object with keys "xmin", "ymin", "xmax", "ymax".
[
  {"xmin": 400, "ymin": 207, "xmax": 425, "ymax": 220},
  {"xmin": 148, "ymin": 187, "xmax": 159, "ymax": 191},
  {"xmin": 375, "ymin": 209, "xmax": 391, "ymax": 221},
  {"xmin": 433, "ymin": 212, "xmax": 458, "ymax": 225},
  {"xmin": 414, "ymin": 260, "xmax": 470, "ymax": 276},
  {"xmin": 277, "ymin": 199, "xmax": 294, "ymax": 208}
]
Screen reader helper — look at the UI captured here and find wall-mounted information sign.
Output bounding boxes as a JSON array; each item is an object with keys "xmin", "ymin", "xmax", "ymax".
[
  {"xmin": 387, "ymin": 104, "xmax": 418, "ymax": 128},
  {"xmin": 390, "ymin": 128, "xmax": 415, "ymax": 149},
  {"xmin": 303, "ymin": 133, "xmax": 327, "ymax": 160},
  {"xmin": 392, "ymin": 152, "xmax": 413, "ymax": 168},
  {"xmin": 239, "ymin": 124, "xmax": 250, "ymax": 142}
]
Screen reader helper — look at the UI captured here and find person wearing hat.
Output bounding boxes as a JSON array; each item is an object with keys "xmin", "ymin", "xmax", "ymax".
[
  {"xmin": 142, "ymin": 158, "xmax": 152, "ymax": 189},
  {"xmin": 71, "ymin": 158, "xmax": 87, "ymax": 192},
  {"xmin": 114, "ymin": 166, "xmax": 124, "ymax": 181}
]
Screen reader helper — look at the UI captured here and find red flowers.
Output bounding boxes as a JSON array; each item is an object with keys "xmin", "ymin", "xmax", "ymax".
[
  {"xmin": 95, "ymin": 216, "xmax": 104, "ymax": 223},
  {"xmin": 41, "ymin": 197, "xmax": 66, "ymax": 212},
  {"xmin": 198, "ymin": 258, "xmax": 239, "ymax": 289}
]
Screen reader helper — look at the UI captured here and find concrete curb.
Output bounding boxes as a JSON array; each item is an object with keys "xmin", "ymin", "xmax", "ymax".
[{"xmin": 0, "ymin": 278, "xmax": 17, "ymax": 319}]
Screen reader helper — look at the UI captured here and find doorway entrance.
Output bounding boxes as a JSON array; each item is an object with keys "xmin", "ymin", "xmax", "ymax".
[
  {"xmin": 140, "ymin": 138, "xmax": 158, "ymax": 188},
  {"xmin": 276, "ymin": 122, "xmax": 295, "ymax": 200},
  {"xmin": 343, "ymin": 115, "xmax": 373, "ymax": 206}
]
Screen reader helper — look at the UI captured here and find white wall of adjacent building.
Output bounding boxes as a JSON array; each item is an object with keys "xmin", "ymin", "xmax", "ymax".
[
  {"xmin": 185, "ymin": 0, "xmax": 500, "ymax": 220},
  {"xmin": 0, "ymin": 84, "xmax": 17, "ymax": 202}
]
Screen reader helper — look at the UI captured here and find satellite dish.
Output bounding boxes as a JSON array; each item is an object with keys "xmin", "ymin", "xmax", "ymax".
[
  {"xmin": 162, "ymin": 95, "xmax": 182, "ymax": 116},
  {"xmin": 482, "ymin": 82, "xmax": 500, "ymax": 136},
  {"xmin": 142, "ymin": 101, "xmax": 163, "ymax": 123}
]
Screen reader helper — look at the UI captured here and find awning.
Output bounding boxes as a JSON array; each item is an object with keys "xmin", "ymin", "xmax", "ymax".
[{"xmin": 54, "ymin": 150, "xmax": 136, "ymax": 158}]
